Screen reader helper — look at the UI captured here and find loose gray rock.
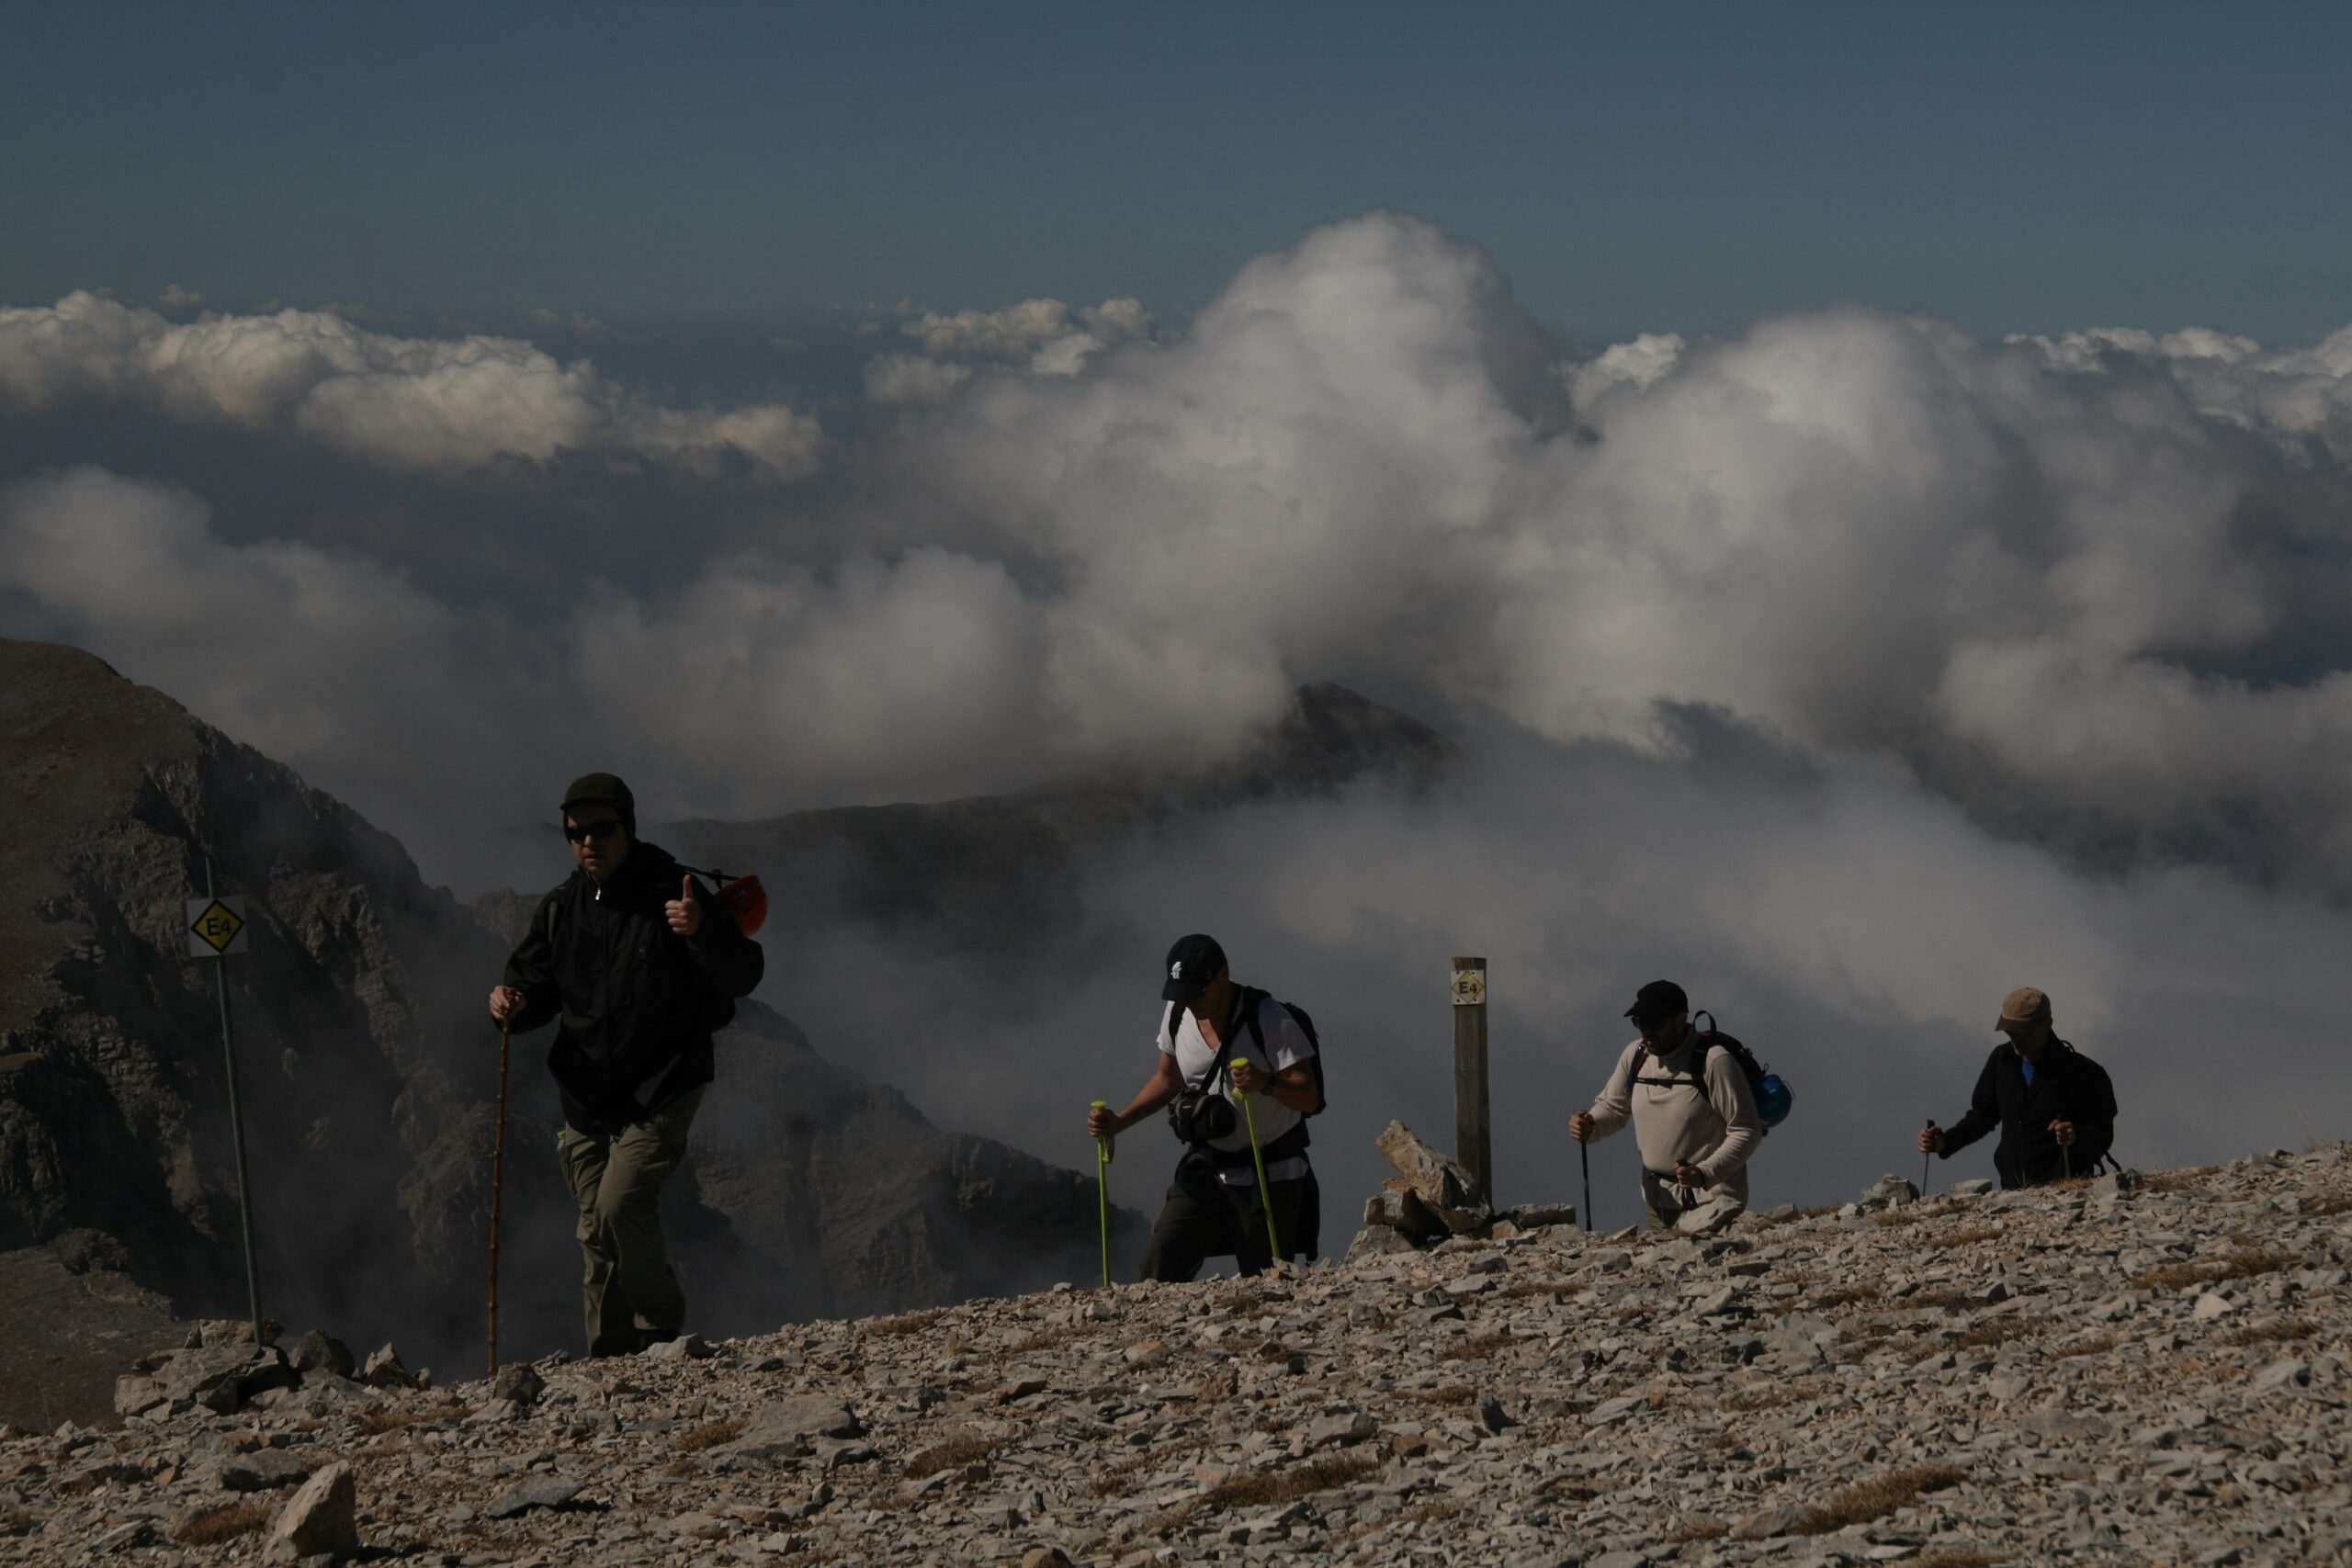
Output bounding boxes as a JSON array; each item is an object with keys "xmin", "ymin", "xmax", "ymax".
[
  {"xmin": 266, "ymin": 1460, "xmax": 357, "ymax": 1563},
  {"xmin": 491, "ymin": 1360, "xmax": 546, "ymax": 1406},
  {"xmin": 283, "ymin": 1330, "xmax": 355, "ymax": 1381},
  {"xmin": 485, "ymin": 1475, "xmax": 585, "ymax": 1518}
]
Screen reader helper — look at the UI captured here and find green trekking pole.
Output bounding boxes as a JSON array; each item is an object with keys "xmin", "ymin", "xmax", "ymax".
[
  {"xmin": 1091, "ymin": 1101, "xmax": 1114, "ymax": 1289},
  {"xmin": 1230, "ymin": 1060, "xmax": 1285, "ymax": 1269}
]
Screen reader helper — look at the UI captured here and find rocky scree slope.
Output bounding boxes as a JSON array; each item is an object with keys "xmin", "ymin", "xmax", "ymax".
[{"xmin": 14, "ymin": 1146, "xmax": 2352, "ymax": 1566}]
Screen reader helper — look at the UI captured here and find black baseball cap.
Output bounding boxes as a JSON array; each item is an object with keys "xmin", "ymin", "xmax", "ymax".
[
  {"xmin": 560, "ymin": 773, "xmax": 636, "ymax": 832},
  {"xmin": 1624, "ymin": 979, "xmax": 1689, "ymax": 1023},
  {"xmin": 1162, "ymin": 933, "xmax": 1228, "ymax": 1004}
]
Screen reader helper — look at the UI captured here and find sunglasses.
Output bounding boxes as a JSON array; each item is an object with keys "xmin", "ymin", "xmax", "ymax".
[{"xmin": 564, "ymin": 819, "xmax": 623, "ymax": 842}]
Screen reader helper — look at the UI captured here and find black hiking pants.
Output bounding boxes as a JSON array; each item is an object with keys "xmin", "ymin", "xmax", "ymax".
[{"xmin": 1138, "ymin": 1151, "xmax": 1317, "ymax": 1281}]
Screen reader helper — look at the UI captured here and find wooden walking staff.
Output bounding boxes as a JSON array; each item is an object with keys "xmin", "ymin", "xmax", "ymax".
[{"xmin": 488, "ymin": 1019, "xmax": 513, "ymax": 1376}]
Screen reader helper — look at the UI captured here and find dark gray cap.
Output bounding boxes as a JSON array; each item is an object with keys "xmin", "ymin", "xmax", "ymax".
[{"xmin": 560, "ymin": 773, "xmax": 635, "ymax": 826}]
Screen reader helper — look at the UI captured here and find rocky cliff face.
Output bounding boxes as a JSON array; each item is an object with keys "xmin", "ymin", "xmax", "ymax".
[{"xmin": 0, "ymin": 638, "xmax": 1141, "ymax": 1426}]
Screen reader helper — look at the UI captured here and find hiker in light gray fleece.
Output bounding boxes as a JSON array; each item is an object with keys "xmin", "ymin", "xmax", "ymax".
[{"xmin": 1569, "ymin": 979, "xmax": 1762, "ymax": 1234}]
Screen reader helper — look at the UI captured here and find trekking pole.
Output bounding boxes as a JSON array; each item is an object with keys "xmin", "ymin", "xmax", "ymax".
[
  {"xmin": 1921, "ymin": 1120, "xmax": 1936, "ymax": 1200},
  {"xmin": 1091, "ymin": 1101, "xmax": 1114, "ymax": 1290},
  {"xmin": 488, "ymin": 1017, "xmax": 512, "ymax": 1377},
  {"xmin": 1579, "ymin": 1134, "xmax": 1592, "ymax": 1233},
  {"xmin": 1230, "ymin": 1061, "xmax": 1285, "ymax": 1268}
]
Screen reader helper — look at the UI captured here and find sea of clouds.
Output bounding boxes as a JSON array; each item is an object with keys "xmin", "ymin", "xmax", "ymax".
[{"xmin": 6, "ymin": 210, "xmax": 2352, "ymax": 1218}]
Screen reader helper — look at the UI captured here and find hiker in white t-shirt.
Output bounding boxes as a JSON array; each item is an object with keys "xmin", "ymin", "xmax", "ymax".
[{"xmin": 1086, "ymin": 933, "xmax": 1322, "ymax": 1280}]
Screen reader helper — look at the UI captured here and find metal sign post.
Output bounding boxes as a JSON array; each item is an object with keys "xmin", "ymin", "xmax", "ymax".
[
  {"xmin": 187, "ymin": 858, "xmax": 264, "ymax": 1348},
  {"xmin": 1451, "ymin": 957, "xmax": 1492, "ymax": 1201}
]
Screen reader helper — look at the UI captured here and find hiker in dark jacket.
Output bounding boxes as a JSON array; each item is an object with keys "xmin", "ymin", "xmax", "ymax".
[
  {"xmin": 489, "ymin": 773, "xmax": 763, "ymax": 1355},
  {"xmin": 1920, "ymin": 987, "xmax": 2116, "ymax": 1189}
]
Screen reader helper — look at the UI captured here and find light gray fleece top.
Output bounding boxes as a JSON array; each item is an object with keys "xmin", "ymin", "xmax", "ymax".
[{"xmin": 1584, "ymin": 1032, "xmax": 1764, "ymax": 1203}]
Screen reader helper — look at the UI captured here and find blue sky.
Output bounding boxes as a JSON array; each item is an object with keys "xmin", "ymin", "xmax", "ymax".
[{"xmin": 6, "ymin": 0, "xmax": 2347, "ymax": 343}]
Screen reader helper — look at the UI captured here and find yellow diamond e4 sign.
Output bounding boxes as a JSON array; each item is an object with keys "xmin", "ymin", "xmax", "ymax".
[{"xmin": 187, "ymin": 897, "xmax": 248, "ymax": 957}]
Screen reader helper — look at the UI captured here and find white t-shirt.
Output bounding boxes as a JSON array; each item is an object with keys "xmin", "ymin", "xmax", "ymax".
[{"xmin": 1157, "ymin": 994, "xmax": 1317, "ymax": 1186}]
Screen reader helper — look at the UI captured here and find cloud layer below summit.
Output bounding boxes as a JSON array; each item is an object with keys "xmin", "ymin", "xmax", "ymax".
[
  {"xmin": 10, "ymin": 213, "xmax": 2352, "ymax": 893},
  {"xmin": 9, "ymin": 211, "xmax": 2352, "ymax": 1190}
]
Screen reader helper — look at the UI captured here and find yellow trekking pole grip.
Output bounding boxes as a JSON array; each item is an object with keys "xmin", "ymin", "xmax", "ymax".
[
  {"xmin": 1091, "ymin": 1101, "xmax": 1113, "ymax": 1289},
  {"xmin": 1231, "ymin": 1060, "xmax": 1284, "ymax": 1268}
]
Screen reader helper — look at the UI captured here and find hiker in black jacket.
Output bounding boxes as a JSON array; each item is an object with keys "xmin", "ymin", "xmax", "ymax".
[
  {"xmin": 489, "ymin": 773, "xmax": 763, "ymax": 1355},
  {"xmin": 1920, "ymin": 987, "xmax": 2116, "ymax": 1189}
]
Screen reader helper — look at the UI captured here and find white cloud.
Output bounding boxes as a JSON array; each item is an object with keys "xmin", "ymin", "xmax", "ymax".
[
  {"xmin": 864, "ymin": 295, "xmax": 1156, "ymax": 401},
  {"xmin": 862, "ymin": 352, "xmax": 972, "ymax": 407},
  {"xmin": 0, "ymin": 292, "xmax": 821, "ymax": 482},
  {"xmin": 1561, "ymin": 331, "xmax": 1685, "ymax": 413},
  {"xmin": 0, "ymin": 468, "xmax": 547, "ymax": 846},
  {"xmin": 15, "ymin": 212, "xmax": 2352, "ymax": 904}
]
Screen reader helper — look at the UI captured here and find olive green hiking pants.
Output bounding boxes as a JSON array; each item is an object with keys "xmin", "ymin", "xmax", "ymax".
[{"xmin": 555, "ymin": 1086, "xmax": 703, "ymax": 1357}]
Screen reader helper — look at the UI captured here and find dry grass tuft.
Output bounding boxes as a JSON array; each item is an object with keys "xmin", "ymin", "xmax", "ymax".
[
  {"xmin": 2057, "ymin": 1331, "xmax": 2123, "ymax": 1358},
  {"xmin": 1085, "ymin": 1434, "xmax": 1215, "ymax": 1498},
  {"xmin": 1795, "ymin": 1465, "xmax": 1968, "ymax": 1534},
  {"xmin": 2299, "ymin": 1194, "xmax": 2352, "ymax": 1217},
  {"xmin": 1396, "ymin": 1384, "xmax": 1476, "ymax": 1405},
  {"xmin": 1436, "ymin": 1331, "xmax": 1519, "ymax": 1363},
  {"xmin": 905, "ymin": 1430, "xmax": 998, "ymax": 1479},
  {"xmin": 1809, "ymin": 1283, "xmax": 1885, "ymax": 1311},
  {"xmin": 1944, "ymin": 1317, "xmax": 2040, "ymax": 1352},
  {"xmin": 172, "ymin": 1503, "xmax": 272, "ymax": 1546},
  {"xmin": 2129, "ymin": 1247, "xmax": 2298, "ymax": 1293},
  {"xmin": 1329, "ymin": 1497, "xmax": 1463, "ymax": 1546},
  {"xmin": 1008, "ymin": 1324, "xmax": 1090, "ymax": 1354},
  {"xmin": 676, "ymin": 1416, "xmax": 747, "ymax": 1452},
  {"xmin": 1715, "ymin": 1386, "xmax": 1799, "ymax": 1413},
  {"xmin": 1667, "ymin": 1518, "xmax": 1730, "ymax": 1543},
  {"xmin": 1926, "ymin": 1225, "xmax": 2003, "ymax": 1249},
  {"xmin": 2222, "ymin": 1318, "xmax": 2317, "ymax": 1348},
  {"xmin": 2143, "ymin": 1165, "xmax": 2220, "ymax": 1194},
  {"xmin": 1148, "ymin": 1450, "xmax": 1382, "ymax": 1532},
  {"xmin": 355, "ymin": 1402, "xmax": 463, "ymax": 1436},
  {"xmin": 865, "ymin": 1308, "xmax": 948, "ymax": 1337}
]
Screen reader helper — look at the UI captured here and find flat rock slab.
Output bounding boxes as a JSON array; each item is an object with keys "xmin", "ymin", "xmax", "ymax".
[
  {"xmin": 715, "ymin": 1395, "xmax": 863, "ymax": 1462},
  {"xmin": 485, "ymin": 1476, "xmax": 586, "ymax": 1518}
]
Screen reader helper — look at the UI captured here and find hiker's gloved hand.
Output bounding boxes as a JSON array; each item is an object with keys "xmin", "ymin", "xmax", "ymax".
[
  {"xmin": 2048, "ymin": 1119, "xmax": 2076, "ymax": 1147},
  {"xmin": 1673, "ymin": 1160, "xmax": 1711, "ymax": 1190},
  {"xmin": 489, "ymin": 986, "xmax": 525, "ymax": 1025},
  {"xmin": 1918, "ymin": 1125, "xmax": 1946, "ymax": 1155},
  {"xmin": 1569, "ymin": 1111, "xmax": 1596, "ymax": 1143},
  {"xmin": 665, "ymin": 874, "xmax": 704, "ymax": 937},
  {"xmin": 1087, "ymin": 1103, "xmax": 1120, "ymax": 1139},
  {"xmin": 1228, "ymin": 1059, "xmax": 1270, "ymax": 1096}
]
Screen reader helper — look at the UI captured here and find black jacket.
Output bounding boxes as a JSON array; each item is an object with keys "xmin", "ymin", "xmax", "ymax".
[
  {"xmin": 1938, "ymin": 1038, "xmax": 2117, "ymax": 1188},
  {"xmin": 500, "ymin": 840, "xmax": 764, "ymax": 1134}
]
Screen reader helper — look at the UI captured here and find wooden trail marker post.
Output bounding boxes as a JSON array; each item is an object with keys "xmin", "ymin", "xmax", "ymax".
[
  {"xmin": 1451, "ymin": 956, "xmax": 1492, "ymax": 1201},
  {"xmin": 187, "ymin": 855, "xmax": 264, "ymax": 1348}
]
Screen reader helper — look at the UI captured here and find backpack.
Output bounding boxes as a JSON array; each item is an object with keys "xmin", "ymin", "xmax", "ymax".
[{"xmin": 1628, "ymin": 1010, "xmax": 1792, "ymax": 1128}]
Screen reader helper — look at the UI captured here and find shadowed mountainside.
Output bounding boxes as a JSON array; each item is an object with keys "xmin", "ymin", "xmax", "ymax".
[{"xmin": 0, "ymin": 638, "xmax": 1145, "ymax": 1427}]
